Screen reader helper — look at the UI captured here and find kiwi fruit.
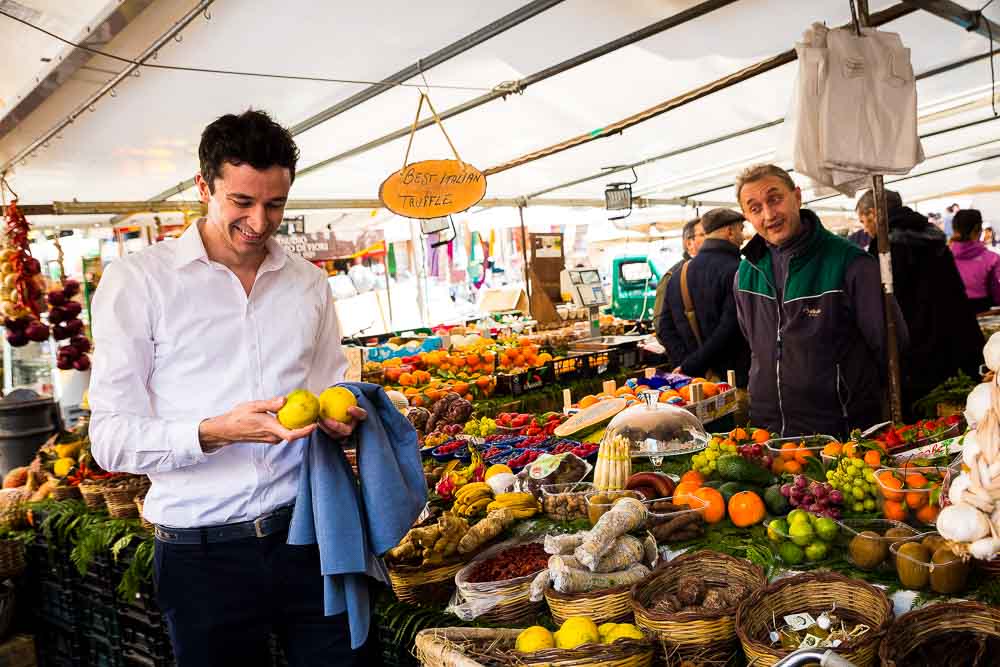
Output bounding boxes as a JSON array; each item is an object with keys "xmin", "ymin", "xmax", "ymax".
[
  {"xmin": 896, "ymin": 542, "xmax": 931, "ymax": 589},
  {"xmin": 929, "ymin": 546, "xmax": 970, "ymax": 594},
  {"xmin": 885, "ymin": 527, "xmax": 916, "ymax": 566},
  {"xmin": 921, "ymin": 534, "xmax": 948, "ymax": 554},
  {"xmin": 849, "ymin": 531, "xmax": 889, "ymax": 570}
]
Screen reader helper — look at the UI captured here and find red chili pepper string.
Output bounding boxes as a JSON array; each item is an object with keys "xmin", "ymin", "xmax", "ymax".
[{"xmin": 3, "ymin": 201, "xmax": 41, "ymax": 318}]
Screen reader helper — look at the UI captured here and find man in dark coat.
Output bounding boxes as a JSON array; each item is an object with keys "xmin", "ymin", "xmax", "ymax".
[
  {"xmin": 654, "ymin": 218, "xmax": 703, "ymax": 351},
  {"xmin": 661, "ymin": 209, "xmax": 750, "ymax": 386},
  {"xmin": 857, "ymin": 189, "xmax": 984, "ymax": 420}
]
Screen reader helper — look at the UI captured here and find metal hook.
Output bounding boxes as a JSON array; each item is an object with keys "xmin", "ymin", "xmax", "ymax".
[
  {"xmin": 174, "ymin": 34, "xmax": 183, "ymax": 43},
  {"xmin": 109, "ymin": 89, "xmax": 117, "ymax": 97},
  {"xmin": 89, "ymin": 105, "xmax": 97, "ymax": 113},
  {"xmin": 204, "ymin": 9, "xmax": 211, "ymax": 20},
  {"xmin": 848, "ymin": 0, "xmax": 863, "ymax": 36},
  {"xmin": 133, "ymin": 68, "xmax": 141, "ymax": 78}
]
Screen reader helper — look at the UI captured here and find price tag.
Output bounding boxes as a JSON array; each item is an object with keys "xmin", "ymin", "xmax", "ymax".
[{"xmin": 798, "ymin": 634, "xmax": 821, "ymax": 649}]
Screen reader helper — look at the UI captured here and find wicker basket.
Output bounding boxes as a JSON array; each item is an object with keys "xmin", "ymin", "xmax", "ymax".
[
  {"xmin": 388, "ymin": 560, "xmax": 467, "ymax": 605},
  {"xmin": 79, "ymin": 483, "xmax": 105, "ymax": 511},
  {"xmin": 736, "ymin": 572, "xmax": 893, "ymax": 667},
  {"xmin": 453, "ymin": 537, "xmax": 546, "ymax": 625},
  {"xmin": 49, "ymin": 485, "xmax": 81, "ymax": 501},
  {"xmin": 0, "ymin": 540, "xmax": 25, "ymax": 580},
  {"xmin": 101, "ymin": 477, "xmax": 150, "ymax": 519},
  {"xmin": 631, "ymin": 550, "xmax": 765, "ymax": 666},
  {"xmin": 415, "ymin": 627, "xmax": 654, "ymax": 667},
  {"xmin": 879, "ymin": 601, "xmax": 1000, "ymax": 666},
  {"xmin": 975, "ymin": 556, "xmax": 1000, "ymax": 578},
  {"xmin": 134, "ymin": 496, "xmax": 152, "ymax": 531},
  {"xmin": 546, "ymin": 583, "xmax": 635, "ymax": 627}
]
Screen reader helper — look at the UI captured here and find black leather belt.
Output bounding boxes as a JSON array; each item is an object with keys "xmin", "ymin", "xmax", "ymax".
[{"xmin": 154, "ymin": 505, "xmax": 294, "ymax": 544}]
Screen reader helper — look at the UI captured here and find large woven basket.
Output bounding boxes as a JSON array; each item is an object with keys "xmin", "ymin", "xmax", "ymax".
[
  {"xmin": 388, "ymin": 560, "xmax": 466, "ymax": 606},
  {"xmin": 0, "ymin": 541, "xmax": 25, "ymax": 580},
  {"xmin": 879, "ymin": 601, "xmax": 1000, "ymax": 666},
  {"xmin": 101, "ymin": 477, "xmax": 150, "ymax": 519},
  {"xmin": 49, "ymin": 485, "xmax": 81, "ymax": 502},
  {"xmin": 631, "ymin": 550, "xmax": 765, "ymax": 666},
  {"xmin": 546, "ymin": 582, "xmax": 635, "ymax": 627},
  {"xmin": 736, "ymin": 572, "xmax": 893, "ymax": 667},
  {"xmin": 415, "ymin": 627, "xmax": 654, "ymax": 667},
  {"xmin": 134, "ymin": 496, "xmax": 152, "ymax": 531},
  {"xmin": 453, "ymin": 537, "xmax": 546, "ymax": 625},
  {"xmin": 78, "ymin": 483, "xmax": 105, "ymax": 511}
]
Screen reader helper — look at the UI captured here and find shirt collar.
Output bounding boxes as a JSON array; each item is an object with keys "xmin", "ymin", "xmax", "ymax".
[{"xmin": 172, "ymin": 221, "xmax": 288, "ymax": 272}]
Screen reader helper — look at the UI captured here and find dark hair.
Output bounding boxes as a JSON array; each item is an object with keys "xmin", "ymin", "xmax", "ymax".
[
  {"xmin": 682, "ymin": 218, "xmax": 701, "ymax": 241},
  {"xmin": 199, "ymin": 109, "xmax": 299, "ymax": 193},
  {"xmin": 856, "ymin": 188, "xmax": 903, "ymax": 213},
  {"xmin": 953, "ymin": 209, "xmax": 984, "ymax": 241}
]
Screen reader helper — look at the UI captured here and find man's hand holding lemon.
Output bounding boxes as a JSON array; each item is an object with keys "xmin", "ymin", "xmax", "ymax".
[{"xmin": 277, "ymin": 386, "xmax": 366, "ymax": 439}]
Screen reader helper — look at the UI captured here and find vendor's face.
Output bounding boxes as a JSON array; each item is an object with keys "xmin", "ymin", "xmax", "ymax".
[
  {"xmin": 739, "ymin": 176, "xmax": 802, "ymax": 247},
  {"xmin": 196, "ymin": 162, "xmax": 291, "ymax": 260}
]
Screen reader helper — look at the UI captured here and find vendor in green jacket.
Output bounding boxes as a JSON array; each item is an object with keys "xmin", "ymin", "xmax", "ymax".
[{"xmin": 733, "ymin": 164, "xmax": 907, "ymax": 438}]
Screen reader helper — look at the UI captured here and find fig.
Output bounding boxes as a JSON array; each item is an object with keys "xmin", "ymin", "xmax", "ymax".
[
  {"xmin": 63, "ymin": 319, "xmax": 83, "ymax": 336},
  {"xmin": 63, "ymin": 301, "xmax": 82, "ymax": 318},
  {"xmin": 25, "ymin": 322, "xmax": 50, "ymax": 342},
  {"xmin": 72, "ymin": 355, "xmax": 90, "ymax": 371},
  {"xmin": 47, "ymin": 290, "xmax": 66, "ymax": 307},
  {"xmin": 47, "ymin": 306, "xmax": 66, "ymax": 324},
  {"xmin": 5, "ymin": 331, "xmax": 27, "ymax": 347},
  {"xmin": 62, "ymin": 279, "xmax": 80, "ymax": 298},
  {"xmin": 51, "ymin": 323, "xmax": 71, "ymax": 341},
  {"xmin": 69, "ymin": 335, "xmax": 91, "ymax": 353}
]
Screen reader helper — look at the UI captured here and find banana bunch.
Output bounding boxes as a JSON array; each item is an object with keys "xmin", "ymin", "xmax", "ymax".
[
  {"xmin": 486, "ymin": 491, "xmax": 540, "ymax": 519},
  {"xmin": 453, "ymin": 482, "xmax": 493, "ymax": 518}
]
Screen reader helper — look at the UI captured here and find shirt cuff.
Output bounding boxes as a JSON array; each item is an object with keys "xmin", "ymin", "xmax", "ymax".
[{"xmin": 171, "ymin": 419, "xmax": 209, "ymax": 466}]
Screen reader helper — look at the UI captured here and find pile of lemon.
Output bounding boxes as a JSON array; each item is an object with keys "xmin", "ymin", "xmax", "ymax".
[{"xmin": 515, "ymin": 617, "xmax": 643, "ymax": 653}]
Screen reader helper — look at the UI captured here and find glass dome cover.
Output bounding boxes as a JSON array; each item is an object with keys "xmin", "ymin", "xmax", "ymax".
[{"xmin": 602, "ymin": 391, "xmax": 708, "ymax": 458}]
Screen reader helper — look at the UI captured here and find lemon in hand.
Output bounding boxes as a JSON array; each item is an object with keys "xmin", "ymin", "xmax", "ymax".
[
  {"xmin": 319, "ymin": 386, "xmax": 358, "ymax": 424},
  {"xmin": 277, "ymin": 389, "xmax": 320, "ymax": 429}
]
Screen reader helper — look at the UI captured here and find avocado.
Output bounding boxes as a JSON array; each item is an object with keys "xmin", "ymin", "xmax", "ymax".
[
  {"xmin": 716, "ymin": 455, "xmax": 773, "ymax": 486},
  {"xmin": 764, "ymin": 484, "xmax": 790, "ymax": 516},
  {"xmin": 929, "ymin": 547, "xmax": 970, "ymax": 594},
  {"xmin": 849, "ymin": 531, "xmax": 888, "ymax": 570},
  {"xmin": 701, "ymin": 480, "xmax": 724, "ymax": 490},
  {"xmin": 896, "ymin": 542, "xmax": 931, "ymax": 589},
  {"xmin": 718, "ymin": 481, "xmax": 764, "ymax": 503}
]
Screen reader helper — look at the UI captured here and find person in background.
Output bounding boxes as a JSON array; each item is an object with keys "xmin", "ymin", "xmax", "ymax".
[
  {"xmin": 857, "ymin": 190, "xmax": 983, "ymax": 421},
  {"xmin": 660, "ymin": 208, "xmax": 750, "ymax": 386},
  {"xmin": 847, "ymin": 225, "xmax": 872, "ymax": 249},
  {"xmin": 734, "ymin": 164, "xmax": 905, "ymax": 438},
  {"xmin": 943, "ymin": 203, "xmax": 960, "ymax": 239},
  {"xmin": 951, "ymin": 209, "xmax": 1000, "ymax": 314},
  {"xmin": 654, "ymin": 218, "xmax": 703, "ymax": 351},
  {"xmin": 983, "ymin": 223, "xmax": 1000, "ymax": 254}
]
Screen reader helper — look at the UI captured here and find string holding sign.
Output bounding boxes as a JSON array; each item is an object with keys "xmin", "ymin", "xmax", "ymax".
[{"xmin": 379, "ymin": 91, "xmax": 487, "ymax": 219}]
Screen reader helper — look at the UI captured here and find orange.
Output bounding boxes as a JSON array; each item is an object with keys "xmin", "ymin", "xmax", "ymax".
[
  {"xmin": 690, "ymin": 377, "xmax": 707, "ymax": 384},
  {"xmin": 464, "ymin": 393, "xmax": 474, "ymax": 402},
  {"xmin": 465, "ymin": 354, "xmax": 480, "ymax": 367},
  {"xmin": 700, "ymin": 382, "xmax": 719, "ymax": 398},
  {"xmin": 680, "ymin": 470, "xmax": 706, "ymax": 486},
  {"xmin": 728, "ymin": 491, "xmax": 766, "ymax": 527},
  {"xmin": 780, "ymin": 442, "xmax": 799, "ymax": 462},
  {"xmin": 578, "ymin": 395, "xmax": 599, "ymax": 409},
  {"xmin": 410, "ymin": 395, "xmax": 425, "ymax": 407},
  {"xmin": 673, "ymin": 481, "xmax": 702, "ymax": 506},
  {"xmin": 905, "ymin": 473, "xmax": 929, "ymax": 489},
  {"xmin": 692, "ymin": 487, "xmax": 726, "ymax": 524},
  {"xmin": 453, "ymin": 382, "xmax": 470, "ymax": 396},
  {"xmin": 721, "ymin": 439, "xmax": 737, "ymax": 450},
  {"xmin": 451, "ymin": 356, "xmax": 466, "ymax": 368},
  {"xmin": 729, "ymin": 428, "xmax": 749, "ymax": 442},
  {"xmin": 537, "ymin": 352, "xmax": 553, "ymax": 364},
  {"xmin": 842, "ymin": 442, "xmax": 857, "ymax": 458},
  {"xmin": 822, "ymin": 441, "xmax": 842, "ymax": 457},
  {"xmin": 475, "ymin": 376, "xmax": 492, "ymax": 390},
  {"xmin": 771, "ymin": 459, "xmax": 785, "ymax": 475},
  {"xmin": 752, "ymin": 429, "xmax": 771, "ymax": 444},
  {"xmin": 864, "ymin": 450, "xmax": 882, "ymax": 468},
  {"xmin": 905, "ymin": 491, "xmax": 927, "ymax": 510},
  {"xmin": 882, "ymin": 500, "xmax": 906, "ymax": 522},
  {"xmin": 678, "ymin": 385, "xmax": 692, "ymax": 401},
  {"xmin": 880, "ymin": 475, "xmax": 904, "ymax": 502},
  {"xmin": 615, "ymin": 386, "xmax": 636, "ymax": 397},
  {"xmin": 481, "ymin": 352, "xmax": 496, "ymax": 364},
  {"xmin": 795, "ymin": 448, "xmax": 815, "ymax": 466},
  {"xmin": 915, "ymin": 504, "xmax": 940, "ymax": 525},
  {"xmin": 399, "ymin": 372, "xmax": 415, "ymax": 387},
  {"xmin": 782, "ymin": 460, "xmax": 803, "ymax": 475}
]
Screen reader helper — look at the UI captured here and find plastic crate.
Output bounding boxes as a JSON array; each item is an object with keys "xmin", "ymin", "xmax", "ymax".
[
  {"xmin": 34, "ymin": 619, "xmax": 79, "ymax": 666},
  {"xmin": 79, "ymin": 632, "xmax": 123, "ymax": 667},
  {"xmin": 494, "ymin": 365, "xmax": 551, "ymax": 397},
  {"xmin": 549, "ymin": 355, "xmax": 584, "ymax": 381},
  {"xmin": 121, "ymin": 649, "xmax": 173, "ymax": 667},
  {"xmin": 118, "ymin": 612, "xmax": 171, "ymax": 659},
  {"xmin": 76, "ymin": 595, "xmax": 119, "ymax": 639},
  {"xmin": 576, "ymin": 351, "xmax": 614, "ymax": 379},
  {"xmin": 38, "ymin": 581, "xmax": 77, "ymax": 628},
  {"xmin": 611, "ymin": 345, "xmax": 639, "ymax": 372}
]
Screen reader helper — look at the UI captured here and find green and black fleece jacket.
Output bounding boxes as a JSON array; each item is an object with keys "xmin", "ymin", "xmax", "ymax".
[{"xmin": 735, "ymin": 210, "xmax": 907, "ymax": 439}]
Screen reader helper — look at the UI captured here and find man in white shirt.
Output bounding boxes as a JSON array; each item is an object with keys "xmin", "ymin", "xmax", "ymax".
[{"xmin": 89, "ymin": 110, "xmax": 368, "ymax": 666}]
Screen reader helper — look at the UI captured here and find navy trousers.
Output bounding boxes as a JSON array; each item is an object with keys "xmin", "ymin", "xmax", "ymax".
[{"xmin": 154, "ymin": 529, "xmax": 373, "ymax": 666}]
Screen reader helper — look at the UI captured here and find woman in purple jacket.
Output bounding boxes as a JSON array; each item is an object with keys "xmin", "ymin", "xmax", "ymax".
[{"xmin": 951, "ymin": 209, "xmax": 1000, "ymax": 313}]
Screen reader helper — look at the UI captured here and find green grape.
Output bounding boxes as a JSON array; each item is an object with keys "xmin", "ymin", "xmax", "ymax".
[
  {"xmin": 852, "ymin": 487, "xmax": 865, "ymax": 500},
  {"xmin": 863, "ymin": 498, "xmax": 876, "ymax": 511},
  {"xmin": 853, "ymin": 501, "xmax": 865, "ymax": 513},
  {"xmin": 826, "ymin": 471, "xmax": 836, "ymax": 481}
]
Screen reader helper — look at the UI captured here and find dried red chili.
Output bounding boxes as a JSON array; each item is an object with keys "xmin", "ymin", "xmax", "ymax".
[{"xmin": 465, "ymin": 542, "xmax": 547, "ymax": 583}]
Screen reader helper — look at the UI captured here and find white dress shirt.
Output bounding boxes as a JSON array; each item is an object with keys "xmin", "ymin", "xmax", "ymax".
[{"xmin": 89, "ymin": 223, "xmax": 346, "ymax": 528}]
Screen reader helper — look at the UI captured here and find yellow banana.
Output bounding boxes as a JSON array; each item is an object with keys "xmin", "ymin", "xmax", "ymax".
[
  {"xmin": 456, "ymin": 483, "xmax": 490, "ymax": 501},
  {"xmin": 494, "ymin": 492, "xmax": 534, "ymax": 504},
  {"xmin": 508, "ymin": 507, "xmax": 539, "ymax": 519}
]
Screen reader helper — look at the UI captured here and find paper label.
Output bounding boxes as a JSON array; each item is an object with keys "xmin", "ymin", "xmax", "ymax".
[
  {"xmin": 784, "ymin": 613, "xmax": 816, "ymax": 631},
  {"xmin": 799, "ymin": 634, "xmax": 822, "ymax": 649}
]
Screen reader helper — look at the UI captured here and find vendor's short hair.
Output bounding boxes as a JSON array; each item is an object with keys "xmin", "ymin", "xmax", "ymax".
[
  {"xmin": 856, "ymin": 189, "xmax": 903, "ymax": 213},
  {"xmin": 199, "ymin": 109, "xmax": 299, "ymax": 193},
  {"xmin": 735, "ymin": 164, "xmax": 797, "ymax": 201}
]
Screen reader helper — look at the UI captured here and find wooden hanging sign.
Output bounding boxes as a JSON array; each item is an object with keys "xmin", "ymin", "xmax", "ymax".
[
  {"xmin": 379, "ymin": 159, "xmax": 486, "ymax": 219},
  {"xmin": 379, "ymin": 91, "xmax": 487, "ymax": 219}
]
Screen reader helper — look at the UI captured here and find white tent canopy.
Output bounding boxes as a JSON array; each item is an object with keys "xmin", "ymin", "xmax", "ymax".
[{"xmin": 3, "ymin": 0, "xmax": 1000, "ymax": 226}]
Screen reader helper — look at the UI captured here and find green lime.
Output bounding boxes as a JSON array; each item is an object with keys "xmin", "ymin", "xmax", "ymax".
[
  {"xmin": 815, "ymin": 517, "xmax": 839, "ymax": 542},
  {"xmin": 768, "ymin": 519, "xmax": 789, "ymax": 542},
  {"xmin": 805, "ymin": 541, "xmax": 829, "ymax": 561},
  {"xmin": 789, "ymin": 522, "xmax": 815, "ymax": 547},
  {"xmin": 787, "ymin": 509, "xmax": 810, "ymax": 526},
  {"xmin": 779, "ymin": 541, "xmax": 806, "ymax": 565}
]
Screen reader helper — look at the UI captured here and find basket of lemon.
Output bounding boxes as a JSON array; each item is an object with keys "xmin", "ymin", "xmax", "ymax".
[{"xmin": 415, "ymin": 617, "xmax": 653, "ymax": 667}]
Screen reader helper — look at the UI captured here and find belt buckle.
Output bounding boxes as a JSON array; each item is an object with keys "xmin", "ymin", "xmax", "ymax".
[{"xmin": 253, "ymin": 515, "xmax": 268, "ymax": 538}]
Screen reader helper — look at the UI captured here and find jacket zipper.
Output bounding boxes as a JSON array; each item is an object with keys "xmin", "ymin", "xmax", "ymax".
[
  {"xmin": 836, "ymin": 363, "xmax": 850, "ymax": 433},
  {"xmin": 747, "ymin": 261, "xmax": 786, "ymax": 436}
]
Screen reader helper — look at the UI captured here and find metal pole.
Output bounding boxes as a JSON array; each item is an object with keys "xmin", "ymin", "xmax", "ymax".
[
  {"xmin": 410, "ymin": 219, "xmax": 429, "ymax": 327},
  {"xmin": 382, "ymin": 248, "xmax": 394, "ymax": 330},
  {"xmin": 858, "ymin": 0, "xmax": 904, "ymax": 423},
  {"xmin": 519, "ymin": 206, "xmax": 532, "ymax": 310},
  {"xmin": 903, "ymin": 0, "xmax": 1000, "ymax": 42}
]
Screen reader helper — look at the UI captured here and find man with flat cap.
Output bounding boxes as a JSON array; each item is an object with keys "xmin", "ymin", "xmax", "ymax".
[{"xmin": 661, "ymin": 208, "xmax": 751, "ymax": 387}]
